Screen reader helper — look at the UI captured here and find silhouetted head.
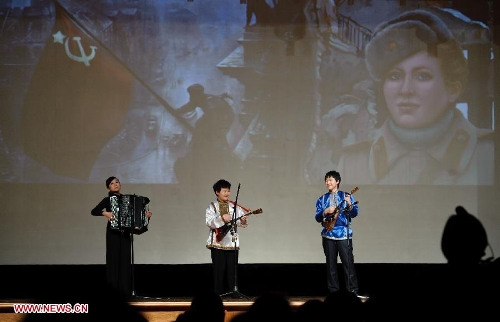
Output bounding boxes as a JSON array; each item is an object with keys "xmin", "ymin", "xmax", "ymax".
[
  {"xmin": 295, "ymin": 299, "xmax": 327, "ymax": 321},
  {"xmin": 187, "ymin": 83, "xmax": 205, "ymax": 95},
  {"xmin": 187, "ymin": 83, "xmax": 207, "ymax": 107},
  {"xmin": 441, "ymin": 206, "xmax": 488, "ymax": 264},
  {"xmin": 247, "ymin": 291, "xmax": 293, "ymax": 322},
  {"xmin": 189, "ymin": 290, "xmax": 225, "ymax": 322}
]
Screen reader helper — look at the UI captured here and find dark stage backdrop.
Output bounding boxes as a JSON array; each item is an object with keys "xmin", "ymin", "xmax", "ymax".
[
  {"xmin": 0, "ymin": 0, "xmax": 498, "ymax": 265},
  {"xmin": 3, "ymin": 263, "xmax": 496, "ymax": 299}
]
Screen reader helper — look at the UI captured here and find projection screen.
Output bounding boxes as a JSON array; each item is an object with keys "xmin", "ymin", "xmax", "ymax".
[{"xmin": 0, "ymin": 0, "xmax": 498, "ymax": 265}]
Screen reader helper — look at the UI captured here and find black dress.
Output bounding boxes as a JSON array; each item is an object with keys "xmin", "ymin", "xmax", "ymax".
[{"xmin": 91, "ymin": 192, "xmax": 132, "ymax": 297}]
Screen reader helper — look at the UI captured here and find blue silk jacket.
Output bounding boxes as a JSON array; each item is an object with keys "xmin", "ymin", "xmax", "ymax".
[{"xmin": 315, "ymin": 190, "xmax": 359, "ymax": 239}]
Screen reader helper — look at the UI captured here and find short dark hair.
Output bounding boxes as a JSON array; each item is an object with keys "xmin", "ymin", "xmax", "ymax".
[
  {"xmin": 324, "ymin": 171, "xmax": 341, "ymax": 187},
  {"xmin": 105, "ymin": 176, "xmax": 118, "ymax": 188},
  {"xmin": 213, "ymin": 179, "xmax": 231, "ymax": 194}
]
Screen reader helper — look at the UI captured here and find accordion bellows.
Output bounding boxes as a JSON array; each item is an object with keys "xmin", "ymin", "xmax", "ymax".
[{"xmin": 109, "ymin": 194, "xmax": 150, "ymax": 234}]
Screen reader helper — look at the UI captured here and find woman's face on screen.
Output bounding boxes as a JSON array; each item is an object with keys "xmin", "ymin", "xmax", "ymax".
[{"xmin": 383, "ymin": 50, "xmax": 460, "ymax": 129}]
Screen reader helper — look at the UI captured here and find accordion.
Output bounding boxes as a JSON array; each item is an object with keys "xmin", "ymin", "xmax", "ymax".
[{"xmin": 109, "ymin": 194, "xmax": 150, "ymax": 234}]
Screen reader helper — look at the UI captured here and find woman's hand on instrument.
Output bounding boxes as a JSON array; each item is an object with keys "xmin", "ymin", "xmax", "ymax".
[
  {"xmin": 240, "ymin": 215, "xmax": 248, "ymax": 225},
  {"xmin": 102, "ymin": 210, "xmax": 114, "ymax": 221}
]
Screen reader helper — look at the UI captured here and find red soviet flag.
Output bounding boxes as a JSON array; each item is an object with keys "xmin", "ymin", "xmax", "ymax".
[{"xmin": 21, "ymin": 1, "xmax": 134, "ymax": 180}]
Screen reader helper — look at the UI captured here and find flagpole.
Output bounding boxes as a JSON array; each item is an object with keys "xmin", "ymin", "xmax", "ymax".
[{"xmin": 54, "ymin": 0, "xmax": 195, "ymax": 133}]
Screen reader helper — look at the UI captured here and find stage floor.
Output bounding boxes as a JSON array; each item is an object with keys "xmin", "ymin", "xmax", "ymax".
[{"xmin": 0, "ymin": 296, "xmax": 328, "ymax": 322}]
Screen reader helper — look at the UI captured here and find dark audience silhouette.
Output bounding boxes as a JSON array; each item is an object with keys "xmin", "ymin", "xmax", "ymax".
[
  {"xmin": 441, "ymin": 205, "xmax": 490, "ymax": 265},
  {"xmin": 175, "ymin": 289, "xmax": 225, "ymax": 322},
  {"xmin": 324, "ymin": 290, "xmax": 364, "ymax": 322},
  {"xmin": 431, "ymin": 206, "xmax": 499, "ymax": 320},
  {"xmin": 230, "ymin": 291, "xmax": 293, "ymax": 322},
  {"xmin": 364, "ymin": 205, "xmax": 498, "ymax": 322},
  {"xmin": 294, "ymin": 298, "xmax": 326, "ymax": 322}
]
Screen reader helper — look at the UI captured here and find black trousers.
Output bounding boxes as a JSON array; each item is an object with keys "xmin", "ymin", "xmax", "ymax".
[
  {"xmin": 210, "ymin": 248, "xmax": 238, "ymax": 295},
  {"xmin": 322, "ymin": 237, "xmax": 359, "ymax": 294},
  {"xmin": 106, "ymin": 228, "xmax": 132, "ymax": 297}
]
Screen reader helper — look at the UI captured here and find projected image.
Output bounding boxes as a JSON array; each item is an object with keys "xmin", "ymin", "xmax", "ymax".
[
  {"xmin": 302, "ymin": 5, "xmax": 495, "ymax": 185},
  {"xmin": 0, "ymin": 0, "xmax": 495, "ymax": 185}
]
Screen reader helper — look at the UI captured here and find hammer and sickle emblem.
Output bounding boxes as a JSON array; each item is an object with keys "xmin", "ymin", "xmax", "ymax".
[{"xmin": 64, "ymin": 36, "xmax": 97, "ymax": 66}]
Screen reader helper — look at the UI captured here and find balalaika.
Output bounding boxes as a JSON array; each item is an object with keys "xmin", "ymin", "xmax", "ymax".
[{"xmin": 109, "ymin": 194, "xmax": 150, "ymax": 234}]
